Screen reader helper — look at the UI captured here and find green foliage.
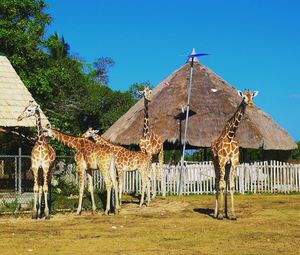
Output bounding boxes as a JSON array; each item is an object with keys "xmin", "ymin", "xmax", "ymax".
[
  {"xmin": 0, "ymin": 0, "xmax": 51, "ymax": 74},
  {"xmin": 128, "ymin": 81, "xmax": 152, "ymax": 100},
  {"xmin": 291, "ymin": 141, "xmax": 300, "ymax": 160},
  {"xmin": 0, "ymin": 199, "xmax": 21, "ymax": 214},
  {"xmin": 0, "ymin": 0, "xmax": 137, "ymax": 155},
  {"xmin": 89, "ymin": 57, "xmax": 115, "ymax": 85},
  {"xmin": 50, "ymin": 178, "xmax": 105, "ymax": 212}
]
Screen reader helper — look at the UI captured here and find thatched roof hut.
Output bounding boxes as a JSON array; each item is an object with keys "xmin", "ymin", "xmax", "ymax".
[
  {"xmin": 103, "ymin": 57, "xmax": 296, "ymax": 151},
  {"xmin": 0, "ymin": 55, "xmax": 49, "ymax": 128}
]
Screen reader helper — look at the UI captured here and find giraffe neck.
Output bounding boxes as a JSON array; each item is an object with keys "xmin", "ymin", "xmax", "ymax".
[
  {"xmin": 51, "ymin": 130, "xmax": 83, "ymax": 150},
  {"xmin": 223, "ymin": 100, "xmax": 247, "ymax": 140},
  {"xmin": 143, "ymin": 97, "xmax": 149, "ymax": 137},
  {"xmin": 93, "ymin": 134, "xmax": 111, "ymax": 146},
  {"xmin": 35, "ymin": 109, "xmax": 45, "ymax": 143}
]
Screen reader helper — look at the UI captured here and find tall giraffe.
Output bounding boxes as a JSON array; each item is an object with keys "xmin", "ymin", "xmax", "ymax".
[
  {"xmin": 17, "ymin": 101, "xmax": 56, "ymax": 219},
  {"xmin": 212, "ymin": 89, "xmax": 258, "ymax": 220},
  {"xmin": 138, "ymin": 86, "xmax": 165, "ymax": 198},
  {"xmin": 82, "ymin": 128, "xmax": 152, "ymax": 207},
  {"xmin": 42, "ymin": 128, "xmax": 119, "ymax": 215}
]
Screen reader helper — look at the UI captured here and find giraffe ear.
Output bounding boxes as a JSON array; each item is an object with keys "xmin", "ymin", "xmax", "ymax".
[
  {"xmin": 94, "ymin": 130, "xmax": 99, "ymax": 134},
  {"xmin": 237, "ymin": 90, "xmax": 243, "ymax": 97},
  {"xmin": 252, "ymin": 91, "xmax": 259, "ymax": 98}
]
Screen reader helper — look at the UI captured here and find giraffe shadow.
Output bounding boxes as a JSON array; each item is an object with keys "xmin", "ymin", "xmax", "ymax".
[{"xmin": 193, "ymin": 208, "xmax": 215, "ymax": 218}]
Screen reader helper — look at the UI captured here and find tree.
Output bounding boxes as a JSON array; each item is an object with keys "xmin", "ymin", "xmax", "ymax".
[
  {"xmin": 45, "ymin": 32, "xmax": 70, "ymax": 59},
  {"xmin": 291, "ymin": 142, "xmax": 300, "ymax": 160},
  {"xmin": 128, "ymin": 81, "xmax": 152, "ymax": 100},
  {"xmin": 0, "ymin": 1, "xmax": 138, "ymax": 155},
  {"xmin": 0, "ymin": 0, "xmax": 51, "ymax": 75},
  {"xmin": 89, "ymin": 57, "xmax": 115, "ymax": 85}
]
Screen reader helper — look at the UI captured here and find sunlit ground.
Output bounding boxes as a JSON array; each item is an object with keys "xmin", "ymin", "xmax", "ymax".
[{"xmin": 0, "ymin": 194, "xmax": 299, "ymax": 255}]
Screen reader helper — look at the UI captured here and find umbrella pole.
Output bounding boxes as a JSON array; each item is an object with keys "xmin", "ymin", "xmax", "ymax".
[{"xmin": 179, "ymin": 57, "xmax": 194, "ymax": 195}]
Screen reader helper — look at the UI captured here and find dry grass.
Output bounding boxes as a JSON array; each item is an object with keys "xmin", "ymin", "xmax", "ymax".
[{"xmin": 0, "ymin": 194, "xmax": 299, "ymax": 255}]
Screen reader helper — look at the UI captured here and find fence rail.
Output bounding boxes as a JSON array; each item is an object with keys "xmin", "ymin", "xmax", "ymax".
[
  {"xmin": 92, "ymin": 160, "xmax": 300, "ymax": 195},
  {"xmin": 1, "ymin": 156, "xmax": 300, "ymax": 210}
]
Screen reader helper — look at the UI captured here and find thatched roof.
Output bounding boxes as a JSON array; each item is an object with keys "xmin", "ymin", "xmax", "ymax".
[
  {"xmin": 103, "ymin": 61, "xmax": 297, "ymax": 150},
  {"xmin": 0, "ymin": 56, "xmax": 49, "ymax": 127}
]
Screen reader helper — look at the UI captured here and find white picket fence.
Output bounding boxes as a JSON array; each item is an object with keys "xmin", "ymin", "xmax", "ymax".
[{"xmin": 92, "ymin": 161, "xmax": 300, "ymax": 195}]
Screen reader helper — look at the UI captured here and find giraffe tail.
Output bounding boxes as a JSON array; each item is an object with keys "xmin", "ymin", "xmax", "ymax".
[{"xmin": 109, "ymin": 158, "xmax": 117, "ymax": 190}]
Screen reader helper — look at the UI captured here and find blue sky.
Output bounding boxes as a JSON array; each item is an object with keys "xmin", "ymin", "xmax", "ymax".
[{"xmin": 46, "ymin": 0, "xmax": 300, "ymax": 141}]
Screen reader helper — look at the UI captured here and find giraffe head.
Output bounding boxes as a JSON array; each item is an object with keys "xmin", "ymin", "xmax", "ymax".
[
  {"xmin": 17, "ymin": 100, "xmax": 39, "ymax": 121},
  {"xmin": 82, "ymin": 128, "xmax": 99, "ymax": 139},
  {"xmin": 138, "ymin": 86, "xmax": 152, "ymax": 102},
  {"xmin": 237, "ymin": 89, "xmax": 259, "ymax": 108},
  {"xmin": 42, "ymin": 127, "xmax": 53, "ymax": 138}
]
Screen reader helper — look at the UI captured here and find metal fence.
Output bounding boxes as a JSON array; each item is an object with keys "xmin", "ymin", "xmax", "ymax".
[{"xmin": 0, "ymin": 153, "xmax": 75, "ymax": 212}]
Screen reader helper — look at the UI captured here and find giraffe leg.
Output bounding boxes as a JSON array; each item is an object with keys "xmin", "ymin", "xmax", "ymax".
[
  {"xmin": 31, "ymin": 167, "xmax": 39, "ymax": 219},
  {"xmin": 112, "ymin": 176, "xmax": 120, "ymax": 213},
  {"xmin": 139, "ymin": 170, "xmax": 148, "ymax": 207},
  {"xmin": 158, "ymin": 149, "xmax": 166, "ymax": 198},
  {"xmin": 224, "ymin": 166, "xmax": 230, "ymax": 219},
  {"xmin": 38, "ymin": 184, "xmax": 43, "ymax": 218},
  {"xmin": 118, "ymin": 171, "xmax": 124, "ymax": 206},
  {"xmin": 103, "ymin": 177, "xmax": 112, "ymax": 215},
  {"xmin": 76, "ymin": 167, "xmax": 85, "ymax": 215},
  {"xmin": 109, "ymin": 159, "xmax": 120, "ymax": 213},
  {"xmin": 86, "ymin": 170, "xmax": 97, "ymax": 214},
  {"xmin": 214, "ymin": 169, "xmax": 219, "ymax": 219},
  {"xmin": 113, "ymin": 181, "xmax": 120, "ymax": 213},
  {"xmin": 151, "ymin": 164, "xmax": 157, "ymax": 199},
  {"xmin": 216, "ymin": 159, "xmax": 226, "ymax": 220},
  {"xmin": 228, "ymin": 157, "xmax": 238, "ymax": 220},
  {"xmin": 43, "ymin": 166, "xmax": 50, "ymax": 219},
  {"xmin": 147, "ymin": 173, "xmax": 151, "ymax": 206}
]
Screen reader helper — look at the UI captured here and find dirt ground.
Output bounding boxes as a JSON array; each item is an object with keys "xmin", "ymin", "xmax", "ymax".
[{"xmin": 0, "ymin": 194, "xmax": 299, "ymax": 255}]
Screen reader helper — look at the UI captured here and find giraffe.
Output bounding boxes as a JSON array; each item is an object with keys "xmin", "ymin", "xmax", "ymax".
[
  {"xmin": 138, "ymin": 86, "xmax": 165, "ymax": 198},
  {"xmin": 17, "ymin": 101, "xmax": 56, "ymax": 219},
  {"xmin": 82, "ymin": 128, "xmax": 152, "ymax": 207},
  {"xmin": 212, "ymin": 89, "xmax": 258, "ymax": 220},
  {"xmin": 42, "ymin": 128, "xmax": 120, "ymax": 215}
]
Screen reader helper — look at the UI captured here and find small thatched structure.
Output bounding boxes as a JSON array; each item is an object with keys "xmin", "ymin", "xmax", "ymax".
[
  {"xmin": 104, "ymin": 59, "xmax": 296, "ymax": 151},
  {"xmin": 0, "ymin": 55, "xmax": 49, "ymax": 128}
]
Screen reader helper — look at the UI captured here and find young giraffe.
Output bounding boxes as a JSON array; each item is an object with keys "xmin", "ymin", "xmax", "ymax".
[
  {"xmin": 138, "ymin": 86, "xmax": 165, "ymax": 198},
  {"xmin": 82, "ymin": 128, "xmax": 152, "ymax": 207},
  {"xmin": 17, "ymin": 101, "xmax": 56, "ymax": 219},
  {"xmin": 42, "ymin": 128, "xmax": 119, "ymax": 215},
  {"xmin": 212, "ymin": 89, "xmax": 258, "ymax": 220}
]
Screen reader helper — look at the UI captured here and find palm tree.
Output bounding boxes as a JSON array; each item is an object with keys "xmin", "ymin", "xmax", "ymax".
[{"xmin": 46, "ymin": 32, "xmax": 70, "ymax": 59}]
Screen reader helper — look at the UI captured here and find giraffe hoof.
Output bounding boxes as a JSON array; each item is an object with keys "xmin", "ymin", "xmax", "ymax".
[
  {"xmin": 31, "ymin": 211, "xmax": 38, "ymax": 220},
  {"xmin": 229, "ymin": 215, "xmax": 237, "ymax": 221},
  {"xmin": 217, "ymin": 214, "xmax": 224, "ymax": 220}
]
